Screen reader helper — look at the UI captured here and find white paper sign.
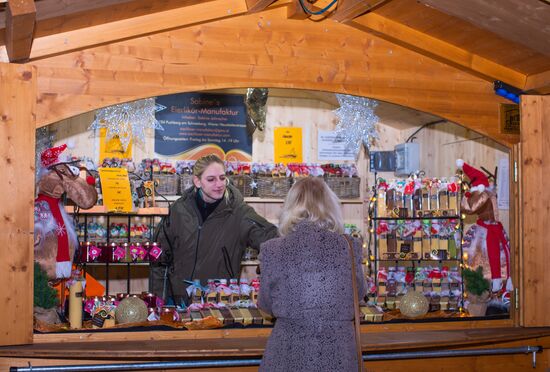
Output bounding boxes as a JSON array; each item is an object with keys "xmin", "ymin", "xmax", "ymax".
[
  {"xmin": 317, "ymin": 131, "xmax": 355, "ymax": 161},
  {"xmin": 497, "ymin": 157, "xmax": 509, "ymax": 210}
]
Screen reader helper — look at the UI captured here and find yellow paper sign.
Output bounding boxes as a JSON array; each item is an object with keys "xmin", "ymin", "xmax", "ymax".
[
  {"xmin": 99, "ymin": 128, "xmax": 132, "ymax": 163},
  {"xmin": 274, "ymin": 127, "xmax": 302, "ymax": 164},
  {"xmin": 98, "ymin": 168, "xmax": 133, "ymax": 213}
]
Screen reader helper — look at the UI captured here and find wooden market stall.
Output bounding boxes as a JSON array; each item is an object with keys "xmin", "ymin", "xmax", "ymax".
[{"xmin": 0, "ymin": 0, "xmax": 549, "ymax": 370}]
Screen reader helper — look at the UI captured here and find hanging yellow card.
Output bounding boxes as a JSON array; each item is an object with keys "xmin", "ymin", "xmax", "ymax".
[
  {"xmin": 274, "ymin": 127, "xmax": 302, "ymax": 164},
  {"xmin": 99, "ymin": 128, "xmax": 132, "ymax": 163},
  {"xmin": 98, "ymin": 168, "xmax": 133, "ymax": 213}
]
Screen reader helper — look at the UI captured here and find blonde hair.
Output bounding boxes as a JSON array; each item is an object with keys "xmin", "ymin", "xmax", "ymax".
[
  {"xmin": 278, "ymin": 177, "xmax": 344, "ymax": 236},
  {"xmin": 193, "ymin": 154, "xmax": 225, "ymax": 178}
]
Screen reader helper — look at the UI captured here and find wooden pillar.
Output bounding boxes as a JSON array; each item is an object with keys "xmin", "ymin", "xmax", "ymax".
[
  {"xmin": 520, "ymin": 95, "xmax": 550, "ymax": 327},
  {"xmin": 0, "ymin": 63, "xmax": 36, "ymax": 346}
]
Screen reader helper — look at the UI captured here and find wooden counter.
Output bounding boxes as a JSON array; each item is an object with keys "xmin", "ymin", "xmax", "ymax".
[{"xmin": 1, "ymin": 326, "xmax": 550, "ymax": 371}]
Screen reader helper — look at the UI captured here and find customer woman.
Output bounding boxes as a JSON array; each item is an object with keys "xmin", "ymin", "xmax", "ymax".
[
  {"xmin": 258, "ymin": 176, "xmax": 366, "ymax": 372},
  {"xmin": 150, "ymin": 154, "xmax": 278, "ymax": 305}
]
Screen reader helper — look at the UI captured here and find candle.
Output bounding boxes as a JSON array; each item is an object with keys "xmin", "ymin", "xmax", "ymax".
[{"xmin": 69, "ymin": 280, "xmax": 83, "ymax": 329}]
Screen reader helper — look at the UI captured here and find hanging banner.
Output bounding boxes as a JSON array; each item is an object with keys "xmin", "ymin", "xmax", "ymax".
[
  {"xmin": 317, "ymin": 130, "xmax": 355, "ymax": 161},
  {"xmin": 154, "ymin": 92, "xmax": 252, "ymax": 161},
  {"xmin": 274, "ymin": 127, "xmax": 302, "ymax": 164},
  {"xmin": 99, "ymin": 128, "xmax": 132, "ymax": 163}
]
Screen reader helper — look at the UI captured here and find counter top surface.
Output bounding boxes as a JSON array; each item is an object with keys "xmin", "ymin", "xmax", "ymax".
[{"xmin": 2, "ymin": 327, "xmax": 550, "ymax": 359}]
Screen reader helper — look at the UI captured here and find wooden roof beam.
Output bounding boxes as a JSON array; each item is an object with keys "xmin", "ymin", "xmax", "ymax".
[
  {"xmin": 350, "ymin": 11, "xmax": 527, "ymax": 89},
  {"xmin": 6, "ymin": 0, "xmax": 255, "ymax": 61},
  {"xmin": 0, "ymin": 0, "xmax": 138, "ymax": 29},
  {"xmin": 246, "ymin": 0, "xmax": 277, "ymax": 13},
  {"xmin": 5, "ymin": 0, "xmax": 36, "ymax": 62},
  {"xmin": 524, "ymin": 69, "xmax": 550, "ymax": 95},
  {"xmin": 331, "ymin": 0, "xmax": 389, "ymax": 22},
  {"xmin": 287, "ymin": 0, "xmax": 309, "ymax": 19}
]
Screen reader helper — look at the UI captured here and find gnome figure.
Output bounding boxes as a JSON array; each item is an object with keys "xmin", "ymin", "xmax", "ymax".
[
  {"xmin": 34, "ymin": 144, "xmax": 98, "ymax": 279},
  {"xmin": 457, "ymin": 159, "xmax": 512, "ymax": 293}
]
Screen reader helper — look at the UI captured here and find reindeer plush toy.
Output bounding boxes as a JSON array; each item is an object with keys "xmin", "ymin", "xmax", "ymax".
[
  {"xmin": 34, "ymin": 144, "xmax": 98, "ymax": 280},
  {"xmin": 457, "ymin": 159, "xmax": 512, "ymax": 293}
]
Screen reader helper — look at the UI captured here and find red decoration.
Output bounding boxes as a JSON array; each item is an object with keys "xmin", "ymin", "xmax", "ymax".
[{"xmin": 41, "ymin": 144, "xmax": 67, "ymax": 168}]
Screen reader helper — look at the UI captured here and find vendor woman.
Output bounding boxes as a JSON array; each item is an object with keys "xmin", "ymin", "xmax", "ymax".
[{"xmin": 150, "ymin": 154, "xmax": 278, "ymax": 305}]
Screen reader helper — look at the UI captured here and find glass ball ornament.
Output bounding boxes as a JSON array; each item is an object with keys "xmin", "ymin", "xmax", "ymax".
[
  {"xmin": 115, "ymin": 297, "xmax": 148, "ymax": 324},
  {"xmin": 399, "ymin": 291, "xmax": 429, "ymax": 318}
]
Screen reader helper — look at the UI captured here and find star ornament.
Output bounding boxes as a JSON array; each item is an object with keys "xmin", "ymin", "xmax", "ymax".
[
  {"xmin": 89, "ymin": 98, "xmax": 164, "ymax": 152},
  {"xmin": 333, "ymin": 94, "xmax": 379, "ymax": 157}
]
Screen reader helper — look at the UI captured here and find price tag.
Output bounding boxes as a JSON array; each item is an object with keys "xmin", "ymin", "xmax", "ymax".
[{"xmin": 98, "ymin": 168, "xmax": 133, "ymax": 213}]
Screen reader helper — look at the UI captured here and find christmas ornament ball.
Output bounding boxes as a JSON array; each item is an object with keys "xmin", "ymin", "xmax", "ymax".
[
  {"xmin": 399, "ymin": 291, "xmax": 429, "ymax": 318},
  {"xmin": 115, "ymin": 297, "xmax": 148, "ymax": 324}
]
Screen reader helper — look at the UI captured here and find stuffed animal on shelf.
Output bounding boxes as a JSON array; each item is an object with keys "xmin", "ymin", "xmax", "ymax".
[
  {"xmin": 457, "ymin": 159, "xmax": 512, "ymax": 293},
  {"xmin": 34, "ymin": 144, "xmax": 98, "ymax": 280}
]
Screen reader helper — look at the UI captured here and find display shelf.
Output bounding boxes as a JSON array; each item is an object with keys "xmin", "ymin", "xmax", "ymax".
[
  {"xmin": 65, "ymin": 205, "xmax": 168, "ymax": 215},
  {"xmin": 158, "ymin": 195, "xmax": 363, "ymax": 204},
  {"xmin": 82, "ymin": 262, "xmax": 150, "ymax": 266},
  {"xmin": 70, "ymin": 207, "xmax": 166, "ymax": 295},
  {"xmin": 246, "ymin": 197, "xmax": 363, "ymax": 204},
  {"xmin": 368, "ymin": 175, "xmax": 465, "ymax": 318},
  {"xmin": 374, "ymin": 259, "xmax": 462, "ymax": 262},
  {"xmin": 372, "ymin": 215, "xmax": 461, "ymax": 221}
]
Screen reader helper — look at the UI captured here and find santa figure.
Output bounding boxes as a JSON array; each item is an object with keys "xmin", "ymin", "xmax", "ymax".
[{"xmin": 457, "ymin": 159, "xmax": 512, "ymax": 293}]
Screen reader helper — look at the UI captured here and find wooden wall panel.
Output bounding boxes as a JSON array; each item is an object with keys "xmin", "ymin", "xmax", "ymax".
[
  {"xmin": 0, "ymin": 63, "xmax": 36, "ymax": 346},
  {"xmin": 521, "ymin": 95, "xmax": 550, "ymax": 327},
  {"xmin": 31, "ymin": 6, "xmax": 517, "ymax": 147}
]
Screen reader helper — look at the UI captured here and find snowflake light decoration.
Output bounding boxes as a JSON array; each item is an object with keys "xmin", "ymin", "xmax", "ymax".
[
  {"xmin": 89, "ymin": 98, "xmax": 163, "ymax": 151},
  {"xmin": 333, "ymin": 94, "xmax": 379, "ymax": 157}
]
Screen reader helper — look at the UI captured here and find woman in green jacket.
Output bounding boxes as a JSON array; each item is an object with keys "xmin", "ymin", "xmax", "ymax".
[{"xmin": 150, "ymin": 154, "xmax": 278, "ymax": 305}]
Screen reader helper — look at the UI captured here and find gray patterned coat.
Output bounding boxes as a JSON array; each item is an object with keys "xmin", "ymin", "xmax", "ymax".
[{"xmin": 258, "ymin": 222, "xmax": 366, "ymax": 372}]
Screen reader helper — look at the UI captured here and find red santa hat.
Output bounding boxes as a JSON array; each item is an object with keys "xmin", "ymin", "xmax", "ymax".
[
  {"xmin": 41, "ymin": 144, "xmax": 67, "ymax": 168},
  {"xmin": 456, "ymin": 159, "xmax": 489, "ymax": 192}
]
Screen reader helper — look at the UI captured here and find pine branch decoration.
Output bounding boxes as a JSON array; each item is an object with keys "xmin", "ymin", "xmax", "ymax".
[
  {"xmin": 34, "ymin": 262, "xmax": 59, "ymax": 309},
  {"xmin": 463, "ymin": 266, "xmax": 490, "ymax": 296}
]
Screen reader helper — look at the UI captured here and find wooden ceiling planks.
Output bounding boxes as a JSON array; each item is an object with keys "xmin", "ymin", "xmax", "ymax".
[
  {"xmin": 374, "ymin": 0, "xmax": 550, "ymax": 76},
  {"xmin": 349, "ymin": 11, "xmax": 527, "ymax": 89},
  {"xmin": 32, "ymin": 6, "xmax": 517, "ymax": 146},
  {"xmin": 0, "ymin": 0, "xmax": 546, "ymax": 91},
  {"xmin": 419, "ymin": 0, "xmax": 550, "ymax": 58},
  {"xmin": 5, "ymin": 0, "xmax": 36, "ymax": 62}
]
